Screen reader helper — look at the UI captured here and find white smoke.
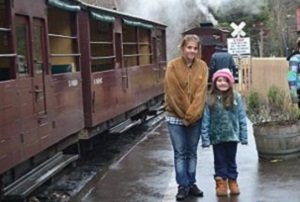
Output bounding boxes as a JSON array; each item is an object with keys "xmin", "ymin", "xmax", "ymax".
[
  {"xmin": 117, "ymin": 0, "xmax": 264, "ymax": 59},
  {"xmin": 118, "ymin": 0, "xmax": 194, "ymax": 59}
]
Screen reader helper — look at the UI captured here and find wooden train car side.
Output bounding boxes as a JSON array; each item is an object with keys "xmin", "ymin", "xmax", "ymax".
[
  {"xmin": 0, "ymin": 0, "xmax": 84, "ymax": 176},
  {"xmin": 78, "ymin": 3, "xmax": 166, "ymax": 136},
  {"xmin": 0, "ymin": 0, "xmax": 167, "ymax": 194}
]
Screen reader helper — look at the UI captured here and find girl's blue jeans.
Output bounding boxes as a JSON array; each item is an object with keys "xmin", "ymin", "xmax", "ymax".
[{"xmin": 213, "ymin": 142, "xmax": 238, "ymax": 180}]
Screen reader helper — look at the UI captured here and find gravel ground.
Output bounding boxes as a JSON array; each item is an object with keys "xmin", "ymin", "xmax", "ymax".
[{"xmin": 29, "ymin": 115, "xmax": 163, "ymax": 202}]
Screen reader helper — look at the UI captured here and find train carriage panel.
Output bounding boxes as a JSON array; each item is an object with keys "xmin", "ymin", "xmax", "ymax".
[
  {"xmin": 79, "ymin": 7, "xmax": 129, "ymax": 128},
  {"xmin": 14, "ymin": 5, "xmax": 54, "ymax": 165},
  {"xmin": 0, "ymin": 82, "xmax": 21, "ymax": 174},
  {"xmin": 0, "ymin": 0, "xmax": 55, "ymax": 173},
  {"xmin": 0, "ymin": 0, "xmax": 84, "ymax": 175},
  {"xmin": 79, "ymin": 5, "xmax": 167, "ymax": 134},
  {"xmin": 123, "ymin": 21, "xmax": 166, "ymax": 110},
  {"xmin": 0, "ymin": 0, "xmax": 18, "ymax": 174},
  {"xmin": 47, "ymin": 0, "xmax": 84, "ymax": 140}
]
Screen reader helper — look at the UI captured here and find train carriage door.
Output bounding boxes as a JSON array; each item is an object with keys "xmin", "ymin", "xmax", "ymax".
[
  {"xmin": 122, "ymin": 21, "xmax": 138, "ymax": 90},
  {"xmin": 32, "ymin": 18, "xmax": 47, "ymax": 118},
  {"xmin": 152, "ymin": 36, "xmax": 159, "ymax": 82},
  {"xmin": 157, "ymin": 29, "xmax": 166, "ymax": 80},
  {"xmin": 15, "ymin": 16, "xmax": 47, "ymax": 119}
]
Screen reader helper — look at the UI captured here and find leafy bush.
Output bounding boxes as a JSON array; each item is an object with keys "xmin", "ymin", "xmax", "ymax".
[{"xmin": 246, "ymin": 85, "xmax": 300, "ymax": 124}]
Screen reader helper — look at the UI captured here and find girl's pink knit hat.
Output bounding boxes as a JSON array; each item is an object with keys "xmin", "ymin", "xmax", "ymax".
[{"xmin": 212, "ymin": 68, "xmax": 234, "ymax": 86}]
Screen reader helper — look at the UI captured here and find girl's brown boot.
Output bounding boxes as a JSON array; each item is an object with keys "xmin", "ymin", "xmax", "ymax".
[
  {"xmin": 228, "ymin": 179, "xmax": 240, "ymax": 195},
  {"xmin": 215, "ymin": 177, "xmax": 228, "ymax": 197}
]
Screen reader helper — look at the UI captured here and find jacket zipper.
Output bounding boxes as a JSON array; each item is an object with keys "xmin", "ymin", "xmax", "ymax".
[{"xmin": 188, "ymin": 68, "xmax": 191, "ymax": 101}]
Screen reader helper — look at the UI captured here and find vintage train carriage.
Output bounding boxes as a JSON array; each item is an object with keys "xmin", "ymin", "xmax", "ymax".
[
  {"xmin": 78, "ymin": 2, "xmax": 167, "ymax": 137},
  {"xmin": 0, "ymin": 0, "xmax": 167, "ymax": 194},
  {"xmin": 183, "ymin": 22, "xmax": 229, "ymax": 65},
  {"xmin": 0, "ymin": 0, "xmax": 84, "ymax": 178}
]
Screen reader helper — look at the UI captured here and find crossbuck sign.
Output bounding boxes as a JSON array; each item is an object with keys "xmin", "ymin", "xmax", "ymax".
[{"xmin": 230, "ymin": 22, "xmax": 246, "ymax": 37}]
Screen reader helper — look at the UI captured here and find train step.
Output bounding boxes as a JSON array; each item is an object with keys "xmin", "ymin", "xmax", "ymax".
[
  {"xmin": 2, "ymin": 152, "xmax": 79, "ymax": 201},
  {"xmin": 148, "ymin": 104, "xmax": 164, "ymax": 116},
  {"xmin": 109, "ymin": 119, "xmax": 142, "ymax": 134}
]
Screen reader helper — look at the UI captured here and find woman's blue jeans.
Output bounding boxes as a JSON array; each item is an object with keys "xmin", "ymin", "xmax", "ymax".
[{"xmin": 167, "ymin": 122, "xmax": 201, "ymax": 188}]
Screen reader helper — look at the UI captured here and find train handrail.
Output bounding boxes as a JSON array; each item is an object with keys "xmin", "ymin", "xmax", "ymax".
[
  {"xmin": 48, "ymin": 33, "xmax": 77, "ymax": 39},
  {"xmin": 91, "ymin": 55, "xmax": 115, "ymax": 60},
  {"xmin": 90, "ymin": 41, "xmax": 113, "ymax": 45},
  {"xmin": 0, "ymin": 53, "xmax": 17, "ymax": 57},
  {"xmin": 0, "ymin": 27, "xmax": 11, "ymax": 32},
  {"xmin": 50, "ymin": 53, "xmax": 81, "ymax": 57}
]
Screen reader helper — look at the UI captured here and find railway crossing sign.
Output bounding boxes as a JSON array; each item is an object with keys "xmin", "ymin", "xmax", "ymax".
[
  {"xmin": 227, "ymin": 37, "xmax": 251, "ymax": 55},
  {"xmin": 228, "ymin": 21, "xmax": 250, "ymax": 55},
  {"xmin": 230, "ymin": 21, "xmax": 246, "ymax": 37}
]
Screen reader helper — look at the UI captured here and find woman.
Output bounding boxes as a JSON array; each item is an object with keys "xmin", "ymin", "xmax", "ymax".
[{"xmin": 164, "ymin": 34, "xmax": 208, "ymax": 201}]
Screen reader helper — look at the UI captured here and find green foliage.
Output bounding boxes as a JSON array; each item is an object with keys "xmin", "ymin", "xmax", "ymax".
[
  {"xmin": 247, "ymin": 91, "xmax": 260, "ymax": 112},
  {"xmin": 246, "ymin": 85, "xmax": 300, "ymax": 124},
  {"xmin": 217, "ymin": 3, "xmax": 271, "ymax": 57},
  {"xmin": 216, "ymin": 0, "xmax": 299, "ymax": 57},
  {"xmin": 267, "ymin": 85, "xmax": 285, "ymax": 109}
]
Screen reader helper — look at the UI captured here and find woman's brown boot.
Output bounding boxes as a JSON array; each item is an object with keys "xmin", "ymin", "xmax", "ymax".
[
  {"xmin": 215, "ymin": 177, "xmax": 228, "ymax": 196},
  {"xmin": 228, "ymin": 179, "xmax": 240, "ymax": 195}
]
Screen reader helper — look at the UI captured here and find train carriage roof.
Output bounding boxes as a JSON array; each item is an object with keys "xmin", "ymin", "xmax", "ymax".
[
  {"xmin": 78, "ymin": 0, "xmax": 167, "ymax": 27},
  {"xmin": 183, "ymin": 26, "xmax": 229, "ymax": 35},
  {"xmin": 48, "ymin": 0, "xmax": 81, "ymax": 11}
]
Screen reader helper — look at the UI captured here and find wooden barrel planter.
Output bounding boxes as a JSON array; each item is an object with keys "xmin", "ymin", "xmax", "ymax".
[{"xmin": 253, "ymin": 120, "xmax": 300, "ymax": 160}]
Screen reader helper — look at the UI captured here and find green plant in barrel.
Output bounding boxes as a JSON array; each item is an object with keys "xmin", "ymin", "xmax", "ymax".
[
  {"xmin": 246, "ymin": 85, "xmax": 300, "ymax": 160},
  {"xmin": 246, "ymin": 85, "xmax": 300, "ymax": 125}
]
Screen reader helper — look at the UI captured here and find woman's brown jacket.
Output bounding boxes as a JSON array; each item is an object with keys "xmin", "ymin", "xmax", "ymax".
[{"xmin": 164, "ymin": 56, "xmax": 208, "ymax": 125}]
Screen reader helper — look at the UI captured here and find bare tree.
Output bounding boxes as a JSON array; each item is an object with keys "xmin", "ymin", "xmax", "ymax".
[{"xmin": 267, "ymin": 0, "xmax": 298, "ymax": 57}]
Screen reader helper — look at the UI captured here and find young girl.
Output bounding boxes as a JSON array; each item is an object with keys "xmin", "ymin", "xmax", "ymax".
[{"xmin": 201, "ymin": 68, "xmax": 248, "ymax": 197}]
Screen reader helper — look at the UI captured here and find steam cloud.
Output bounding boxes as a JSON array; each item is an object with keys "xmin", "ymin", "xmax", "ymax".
[{"xmin": 117, "ymin": 0, "xmax": 264, "ymax": 59}]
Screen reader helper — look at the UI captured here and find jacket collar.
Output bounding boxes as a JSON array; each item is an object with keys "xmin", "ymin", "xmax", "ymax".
[
  {"xmin": 181, "ymin": 56, "xmax": 195, "ymax": 68},
  {"xmin": 287, "ymin": 50, "xmax": 300, "ymax": 61}
]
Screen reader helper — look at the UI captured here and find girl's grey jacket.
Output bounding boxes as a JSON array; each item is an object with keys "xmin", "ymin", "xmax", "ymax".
[{"xmin": 201, "ymin": 92, "xmax": 248, "ymax": 146}]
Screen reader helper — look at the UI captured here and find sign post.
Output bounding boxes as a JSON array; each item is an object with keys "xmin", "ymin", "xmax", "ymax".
[{"xmin": 227, "ymin": 21, "xmax": 251, "ymax": 93}]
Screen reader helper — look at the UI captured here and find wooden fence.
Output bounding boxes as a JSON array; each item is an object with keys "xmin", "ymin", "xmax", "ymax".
[{"xmin": 237, "ymin": 57, "xmax": 289, "ymax": 98}]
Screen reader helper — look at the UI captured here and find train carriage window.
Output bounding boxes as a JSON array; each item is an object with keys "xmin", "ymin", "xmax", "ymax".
[
  {"xmin": 16, "ymin": 17, "xmax": 30, "ymax": 76},
  {"xmin": 0, "ymin": 1, "xmax": 15, "ymax": 81},
  {"xmin": 48, "ymin": 8, "xmax": 79, "ymax": 74},
  {"xmin": 90, "ymin": 20, "xmax": 114, "ymax": 72},
  {"xmin": 122, "ymin": 20, "xmax": 154, "ymax": 67},
  {"xmin": 33, "ymin": 20, "xmax": 45, "ymax": 74},
  {"xmin": 122, "ymin": 24, "xmax": 138, "ymax": 67},
  {"xmin": 138, "ymin": 28, "xmax": 152, "ymax": 65}
]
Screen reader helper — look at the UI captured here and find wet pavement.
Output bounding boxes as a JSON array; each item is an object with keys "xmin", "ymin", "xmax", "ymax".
[{"xmin": 81, "ymin": 120, "xmax": 300, "ymax": 202}]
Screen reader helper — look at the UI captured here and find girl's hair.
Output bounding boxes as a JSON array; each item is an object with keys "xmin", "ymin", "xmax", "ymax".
[
  {"xmin": 208, "ymin": 78, "xmax": 234, "ymax": 110},
  {"xmin": 179, "ymin": 34, "xmax": 200, "ymax": 50}
]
